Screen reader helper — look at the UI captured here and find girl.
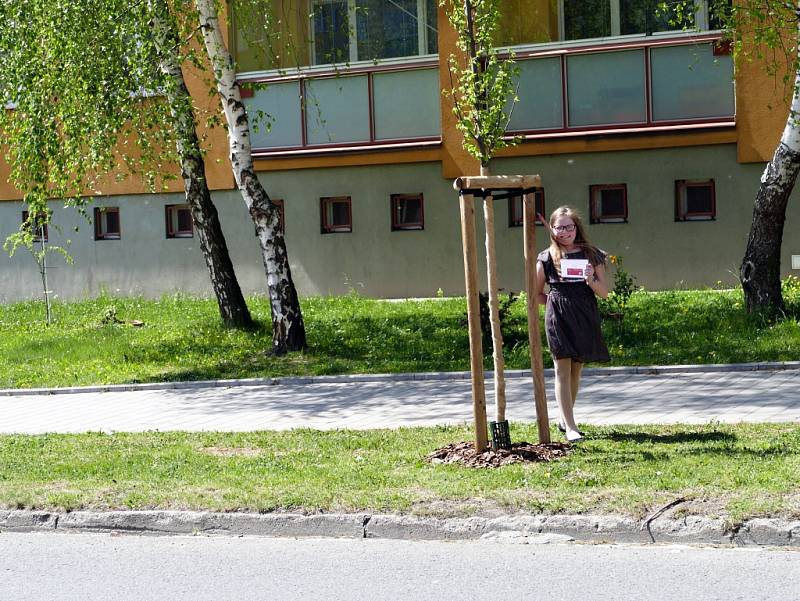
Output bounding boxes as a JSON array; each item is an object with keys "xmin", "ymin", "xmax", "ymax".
[{"xmin": 535, "ymin": 206, "xmax": 610, "ymax": 442}]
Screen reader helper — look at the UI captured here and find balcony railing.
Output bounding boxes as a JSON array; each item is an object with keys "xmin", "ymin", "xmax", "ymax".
[
  {"xmin": 239, "ymin": 57, "xmax": 441, "ymax": 156},
  {"xmin": 239, "ymin": 33, "xmax": 734, "ymax": 156},
  {"xmin": 507, "ymin": 33, "xmax": 735, "ymax": 137}
]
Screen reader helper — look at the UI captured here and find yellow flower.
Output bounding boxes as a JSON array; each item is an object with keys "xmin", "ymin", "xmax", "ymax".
[{"xmin": 609, "ymin": 255, "xmax": 618, "ymax": 265}]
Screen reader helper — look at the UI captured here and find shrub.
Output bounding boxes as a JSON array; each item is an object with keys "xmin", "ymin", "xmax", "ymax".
[
  {"xmin": 600, "ymin": 255, "xmax": 639, "ymax": 321},
  {"xmin": 472, "ymin": 290, "xmax": 522, "ymax": 349}
]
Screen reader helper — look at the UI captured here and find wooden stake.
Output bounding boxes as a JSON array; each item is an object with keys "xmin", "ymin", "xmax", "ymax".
[
  {"xmin": 453, "ymin": 174, "xmax": 542, "ymax": 192},
  {"xmin": 459, "ymin": 192, "xmax": 489, "ymax": 451},
  {"xmin": 524, "ymin": 191, "xmax": 550, "ymax": 444},
  {"xmin": 482, "ymin": 195, "xmax": 506, "ymax": 423}
]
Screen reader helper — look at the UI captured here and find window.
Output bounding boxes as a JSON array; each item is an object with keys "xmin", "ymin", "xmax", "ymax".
[
  {"xmin": 498, "ymin": 1, "xmax": 714, "ymax": 46},
  {"xmin": 590, "ymin": 184, "xmax": 628, "ymax": 223},
  {"xmin": 391, "ymin": 193, "xmax": 424, "ymax": 230},
  {"xmin": 94, "ymin": 207, "xmax": 121, "ymax": 240},
  {"xmin": 562, "ymin": 0, "xmax": 611, "ymax": 40},
  {"xmin": 320, "ymin": 196, "xmax": 352, "ymax": 233},
  {"xmin": 508, "ymin": 190, "xmax": 545, "ymax": 228},
  {"xmin": 675, "ymin": 179, "xmax": 715, "ymax": 221},
  {"xmin": 21, "ymin": 211, "xmax": 48, "ymax": 242},
  {"xmin": 312, "ymin": 0, "xmax": 352, "ymax": 64},
  {"xmin": 311, "ymin": 0, "xmax": 438, "ymax": 65},
  {"xmin": 561, "ymin": 0, "xmax": 701, "ymax": 41},
  {"xmin": 619, "ymin": 0, "xmax": 687, "ymax": 36},
  {"xmin": 165, "ymin": 204, "xmax": 193, "ymax": 238},
  {"xmin": 708, "ymin": 1, "xmax": 731, "ymax": 31}
]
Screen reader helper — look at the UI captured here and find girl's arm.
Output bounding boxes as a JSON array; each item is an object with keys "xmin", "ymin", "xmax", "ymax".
[
  {"xmin": 535, "ymin": 261, "xmax": 548, "ymax": 305},
  {"xmin": 585, "ymin": 261, "xmax": 609, "ymax": 299}
]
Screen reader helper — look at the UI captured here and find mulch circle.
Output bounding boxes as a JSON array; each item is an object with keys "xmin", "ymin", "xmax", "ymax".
[{"xmin": 426, "ymin": 440, "xmax": 572, "ymax": 468}]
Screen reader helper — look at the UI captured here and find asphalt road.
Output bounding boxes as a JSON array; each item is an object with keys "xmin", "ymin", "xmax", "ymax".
[{"xmin": 2, "ymin": 533, "xmax": 798, "ymax": 601}]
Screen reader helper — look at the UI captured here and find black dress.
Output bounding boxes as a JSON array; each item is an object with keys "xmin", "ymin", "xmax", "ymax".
[{"xmin": 538, "ymin": 249, "xmax": 610, "ymax": 364}]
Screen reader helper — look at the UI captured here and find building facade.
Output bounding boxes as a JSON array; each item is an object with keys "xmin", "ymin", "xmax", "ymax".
[{"xmin": 1, "ymin": 0, "xmax": 798, "ymax": 302}]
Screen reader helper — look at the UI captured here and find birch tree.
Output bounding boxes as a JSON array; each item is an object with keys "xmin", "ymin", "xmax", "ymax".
[
  {"xmin": 699, "ymin": 0, "xmax": 800, "ymax": 315},
  {"xmin": 149, "ymin": 0, "xmax": 253, "ymax": 328},
  {"xmin": 731, "ymin": 1, "xmax": 800, "ymax": 315},
  {"xmin": 191, "ymin": 0, "xmax": 307, "ymax": 353},
  {"xmin": 0, "ymin": 0, "xmax": 253, "ymax": 328}
]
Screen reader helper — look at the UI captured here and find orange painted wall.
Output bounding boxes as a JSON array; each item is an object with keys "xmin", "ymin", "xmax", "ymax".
[
  {"xmin": 438, "ymin": 3, "xmax": 481, "ymax": 179},
  {"xmin": 0, "ymin": 149, "xmax": 13, "ymax": 201},
  {"xmin": 253, "ymin": 148, "xmax": 441, "ymax": 172},
  {"xmin": 3, "ymin": 3, "xmax": 786, "ymax": 202},
  {"xmin": 735, "ymin": 53, "xmax": 791, "ymax": 164}
]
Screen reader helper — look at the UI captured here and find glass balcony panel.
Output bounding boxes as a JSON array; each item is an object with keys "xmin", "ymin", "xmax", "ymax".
[
  {"xmin": 567, "ymin": 50, "xmax": 646, "ymax": 127},
  {"xmin": 243, "ymin": 81, "xmax": 303, "ymax": 148},
  {"xmin": 507, "ymin": 56, "xmax": 563, "ymax": 131},
  {"xmin": 650, "ymin": 43, "xmax": 734, "ymax": 121},
  {"xmin": 305, "ymin": 75, "xmax": 371, "ymax": 144},
  {"xmin": 373, "ymin": 69, "xmax": 440, "ymax": 140}
]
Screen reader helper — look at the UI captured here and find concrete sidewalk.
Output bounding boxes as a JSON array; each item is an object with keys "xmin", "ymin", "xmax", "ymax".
[
  {"xmin": 1, "ymin": 363, "xmax": 798, "ymax": 434},
  {"xmin": 2, "ymin": 363, "xmax": 800, "ymax": 548}
]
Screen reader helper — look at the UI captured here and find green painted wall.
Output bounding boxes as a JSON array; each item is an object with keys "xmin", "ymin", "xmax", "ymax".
[{"xmin": 1, "ymin": 144, "xmax": 798, "ymax": 302}]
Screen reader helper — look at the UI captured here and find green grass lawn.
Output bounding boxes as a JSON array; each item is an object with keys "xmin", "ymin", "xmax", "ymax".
[
  {"xmin": 0, "ymin": 285, "xmax": 798, "ymax": 389},
  {"xmin": 1, "ymin": 423, "xmax": 797, "ymax": 523},
  {"xmin": 1, "ymin": 285, "xmax": 798, "ymax": 521}
]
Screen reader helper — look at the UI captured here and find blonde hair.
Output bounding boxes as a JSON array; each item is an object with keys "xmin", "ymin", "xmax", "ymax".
[{"xmin": 547, "ymin": 206, "xmax": 604, "ymax": 271}]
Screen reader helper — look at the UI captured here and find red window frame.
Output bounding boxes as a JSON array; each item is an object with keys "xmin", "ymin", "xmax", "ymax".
[
  {"xmin": 508, "ymin": 189, "xmax": 545, "ymax": 227},
  {"xmin": 320, "ymin": 196, "xmax": 352, "ymax": 233},
  {"xmin": 589, "ymin": 184, "xmax": 628, "ymax": 224},
  {"xmin": 675, "ymin": 179, "xmax": 716, "ymax": 221},
  {"xmin": 94, "ymin": 207, "xmax": 121, "ymax": 240},
  {"xmin": 390, "ymin": 193, "xmax": 424, "ymax": 231},
  {"xmin": 165, "ymin": 204, "xmax": 193, "ymax": 238},
  {"xmin": 21, "ymin": 210, "xmax": 49, "ymax": 242}
]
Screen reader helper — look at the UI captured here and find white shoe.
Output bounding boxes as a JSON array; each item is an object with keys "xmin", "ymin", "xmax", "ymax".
[{"xmin": 566, "ymin": 429, "xmax": 584, "ymax": 443}]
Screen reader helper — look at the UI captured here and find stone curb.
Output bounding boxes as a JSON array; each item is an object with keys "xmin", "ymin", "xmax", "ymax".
[
  {"xmin": 1, "ymin": 510, "xmax": 798, "ymax": 547},
  {"xmin": 1, "ymin": 361, "xmax": 799, "ymax": 397}
]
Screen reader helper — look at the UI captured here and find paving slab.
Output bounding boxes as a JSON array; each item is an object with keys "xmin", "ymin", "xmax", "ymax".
[{"xmin": 0, "ymin": 365, "xmax": 798, "ymax": 433}]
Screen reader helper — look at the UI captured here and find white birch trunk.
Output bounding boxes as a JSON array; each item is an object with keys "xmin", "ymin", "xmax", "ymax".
[
  {"xmin": 740, "ymin": 8, "xmax": 800, "ymax": 314},
  {"xmin": 195, "ymin": 0, "xmax": 306, "ymax": 352},
  {"xmin": 150, "ymin": 0, "xmax": 252, "ymax": 329}
]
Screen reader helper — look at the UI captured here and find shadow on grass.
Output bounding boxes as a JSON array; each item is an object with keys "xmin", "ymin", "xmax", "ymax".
[
  {"xmin": 305, "ymin": 311, "xmax": 472, "ymax": 371},
  {"xmin": 600, "ymin": 430, "xmax": 737, "ymax": 445}
]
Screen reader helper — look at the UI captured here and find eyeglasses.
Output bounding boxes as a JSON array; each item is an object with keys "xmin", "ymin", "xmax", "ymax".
[{"xmin": 552, "ymin": 224, "xmax": 576, "ymax": 233}]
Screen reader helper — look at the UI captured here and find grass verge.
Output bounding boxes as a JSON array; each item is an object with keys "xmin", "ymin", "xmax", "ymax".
[
  {"xmin": 1, "ymin": 423, "xmax": 798, "ymax": 524},
  {"xmin": 0, "ymin": 286, "xmax": 798, "ymax": 389}
]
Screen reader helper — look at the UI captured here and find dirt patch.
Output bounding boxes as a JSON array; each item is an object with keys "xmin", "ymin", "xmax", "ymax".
[
  {"xmin": 427, "ymin": 440, "xmax": 572, "ymax": 468},
  {"xmin": 201, "ymin": 446, "xmax": 263, "ymax": 458}
]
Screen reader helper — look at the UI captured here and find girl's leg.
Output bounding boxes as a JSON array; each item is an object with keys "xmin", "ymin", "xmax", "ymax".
[
  {"xmin": 570, "ymin": 360, "xmax": 583, "ymax": 408},
  {"xmin": 554, "ymin": 358, "xmax": 581, "ymax": 440}
]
